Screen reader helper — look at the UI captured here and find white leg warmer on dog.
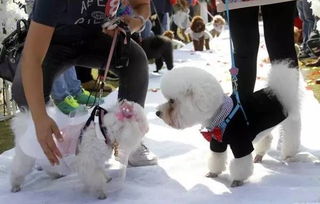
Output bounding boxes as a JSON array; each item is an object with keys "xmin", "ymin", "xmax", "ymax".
[
  {"xmin": 230, "ymin": 154, "xmax": 253, "ymax": 181},
  {"xmin": 207, "ymin": 151, "xmax": 227, "ymax": 175}
]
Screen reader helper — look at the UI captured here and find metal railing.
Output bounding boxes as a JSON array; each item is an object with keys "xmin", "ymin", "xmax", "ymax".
[{"xmin": 0, "ymin": 78, "xmax": 16, "ymax": 121}]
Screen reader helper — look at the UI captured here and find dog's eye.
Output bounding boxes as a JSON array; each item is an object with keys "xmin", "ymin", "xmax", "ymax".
[{"xmin": 169, "ymin": 99, "xmax": 175, "ymax": 104}]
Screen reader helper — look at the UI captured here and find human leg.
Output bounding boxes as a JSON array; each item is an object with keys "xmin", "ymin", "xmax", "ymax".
[
  {"xmin": 141, "ymin": 19, "xmax": 155, "ymax": 39},
  {"xmin": 50, "ymin": 68, "xmax": 83, "ymax": 114},
  {"xmin": 262, "ymin": 1, "xmax": 299, "ymax": 67},
  {"xmin": 116, "ymin": 39, "xmax": 149, "ymax": 107},
  {"xmin": 75, "ymin": 66, "xmax": 93, "ymax": 83},
  {"xmin": 115, "ymin": 39, "xmax": 156, "ymax": 166},
  {"xmin": 162, "ymin": 12, "xmax": 170, "ymax": 32},
  {"xmin": 12, "ymin": 43, "xmax": 77, "ymax": 108},
  {"xmin": 63, "ymin": 66, "xmax": 100, "ymax": 106},
  {"xmin": 296, "ymin": 0, "xmax": 315, "ymax": 51},
  {"xmin": 51, "ymin": 71, "xmax": 71, "ymax": 102},
  {"xmin": 229, "ymin": 7, "xmax": 260, "ymax": 100}
]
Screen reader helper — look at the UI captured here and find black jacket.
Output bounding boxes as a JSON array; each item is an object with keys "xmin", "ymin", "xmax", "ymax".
[{"xmin": 210, "ymin": 88, "xmax": 287, "ymax": 158}]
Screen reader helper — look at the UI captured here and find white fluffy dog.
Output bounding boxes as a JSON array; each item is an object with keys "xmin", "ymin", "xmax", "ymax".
[
  {"xmin": 156, "ymin": 63, "xmax": 302, "ymax": 187},
  {"xmin": 10, "ymin": 100, "xmax": 148, "ymax": 199}
]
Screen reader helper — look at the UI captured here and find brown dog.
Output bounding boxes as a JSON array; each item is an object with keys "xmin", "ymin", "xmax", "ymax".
[{"xmin": 186, "ymin": 16, "xmax": 212, "ymax": 51}]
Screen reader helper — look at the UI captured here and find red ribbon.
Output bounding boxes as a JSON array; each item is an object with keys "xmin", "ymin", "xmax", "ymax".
[
  {"xmin": 200, "ymin": 127, "xmax": 223, "ymax": 143},
  {"xmin": 201, "ymin": 131, "xmax": 213, "ymax": 142}
]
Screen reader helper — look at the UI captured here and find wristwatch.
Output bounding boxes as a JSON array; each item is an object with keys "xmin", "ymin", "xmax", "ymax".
[{"xmin": 133, "ymin": 15, "xmax": 147, "ymax": 33}]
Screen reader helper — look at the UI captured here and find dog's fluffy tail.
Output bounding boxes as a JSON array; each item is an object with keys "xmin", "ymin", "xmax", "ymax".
[{"xmin": 267, "ymin": 62, "xmax": 302, "ymax": 118}]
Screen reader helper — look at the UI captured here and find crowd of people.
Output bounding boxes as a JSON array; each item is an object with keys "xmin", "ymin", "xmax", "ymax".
[
  {"xmin": 51, "ymin": 0, "xmax": 219, "ymax": 115},
  {"xmin": 295, "ymin": 0, "xmax": 320, "ymax": 84}
]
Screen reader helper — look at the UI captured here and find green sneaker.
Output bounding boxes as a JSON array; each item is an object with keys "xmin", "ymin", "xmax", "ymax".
[
  {"xmin": 74, "ymin": 88, "xmax": 103, "ymax": 106},
  {"xmin": 54, "ymin": 95, "xmax": 80, "ymax": 115}
]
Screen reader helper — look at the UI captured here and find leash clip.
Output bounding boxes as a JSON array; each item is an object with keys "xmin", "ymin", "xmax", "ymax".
[{"xmin": 102, "ymin": 16, "xmax": 122, "ymax": 30}]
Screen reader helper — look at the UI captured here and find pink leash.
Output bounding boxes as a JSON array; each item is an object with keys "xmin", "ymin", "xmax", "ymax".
[{"xmin": 98, "ymin": 29, "xmax": 119, "ymax": 99}]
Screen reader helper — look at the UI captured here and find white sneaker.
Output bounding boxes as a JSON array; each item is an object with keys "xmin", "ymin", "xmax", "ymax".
[{"xmin": 128, "ymin": 143, "xmax": 158, "ymax": 167}]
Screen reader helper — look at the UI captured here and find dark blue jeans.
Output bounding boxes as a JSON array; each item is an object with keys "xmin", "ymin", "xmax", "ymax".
[
  {"xmin": 12, "ymin": 25, "xmax": 149, "ymax": 108},
  {"xmin": 297, "ymin": 0, "xmax": 315, "ymax": 50}
]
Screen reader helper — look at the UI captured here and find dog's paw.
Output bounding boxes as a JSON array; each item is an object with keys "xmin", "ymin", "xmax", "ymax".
[
  {"xmin": 313, "ymin": 160, "xmax": 320, "ymax": 165},
  {"xmin": 230, "ymin": 180, "xmax": 244, "ymax": 187},
  {"xmin": 283, "ymin": 152, "xmax": 320, "ymax": 163},
  {"xmin": 97, "ymin": 191, "xmax": 107, "ymax": 200},
  {"xmin": 47, "ymin": 173, "xmax": 64, "ymax": 179},
  {"xmin": 253, "ymin": 155, "xmax": 263, "ymax": 163},
  {"xmin": 11, "ymin": 185, "xmax": 21, "ymax": 193},
  {"xmin": 106, "ymin": 177, "xmax": 112, "ymax": 183},
  {"xmin": 206, "ymin": 172, "xmax": 218, "ymax": 178}
]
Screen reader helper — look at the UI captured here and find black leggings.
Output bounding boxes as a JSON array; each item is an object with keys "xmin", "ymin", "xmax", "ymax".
[
  {"xmin": 75, "ymin": 66, "xmax": 93, "ymax": 83},
  {"xmin": 229, "ymin": 1, "xmax": 298, "ymax": 101},
  {"xmin": 12, "ymin": 25, "xmax": 149, "ymax": 108}
]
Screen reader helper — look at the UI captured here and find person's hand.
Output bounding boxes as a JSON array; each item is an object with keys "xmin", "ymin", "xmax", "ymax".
[
  {"xmin": 150, "ymin": 14, "xmax": 157, "ymax": 21},
  {"xmin": 121, "ymin": 15, "xmax": 144, "ymax": 33},
  {"xmin": 34, "ymin": 115, "xmax": 63, "ymax": 165},
  {"xmin": 103, "ymin": 28, "xmax": 118, "ymax": 37}
]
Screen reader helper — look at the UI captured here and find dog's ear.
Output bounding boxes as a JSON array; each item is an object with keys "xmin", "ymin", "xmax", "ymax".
[
  {"xmin": 186, "ymin": 87, "xmax": 194, "ymax": 97},
  {"xmin": 186, "ymin": 86, "xmax": 212, "ymax": 113}
]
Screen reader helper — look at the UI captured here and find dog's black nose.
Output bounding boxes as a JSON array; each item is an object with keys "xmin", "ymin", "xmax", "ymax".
[{"xmin": 156, "ymin": 111, "xmax": 162, "ymax": 117}]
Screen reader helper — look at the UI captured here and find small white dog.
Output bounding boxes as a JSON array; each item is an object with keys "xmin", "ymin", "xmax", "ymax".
[
  {"xmin": 10, "ymin": 100, "xmax": 148, "ymax": 199},
  {"xmin": 156, "ymin": 63, "xmax": 302, "ymax": 187},
  {"xmin": 209, "ymin": 14, "xmax": 226, "ymax": 38}
]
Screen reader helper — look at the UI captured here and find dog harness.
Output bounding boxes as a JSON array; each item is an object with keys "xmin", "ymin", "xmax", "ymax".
[
  {"xmin": 76, "ymin": 100, "xmax": 137, "ymax": 155},
  {"xmin": 200, "ymin": 93, "xmax": 249, "ymax": 143},
  {"xmin": 78, "ymin": 106, "xmax": 111, "ymax": 149},
  {"xmin": 76, "ymin": 105, "xmax": 119, "ymax": 157},
  {"xmin": 200, "ymin": 68, "xmax": 249, "ymax": 143}
]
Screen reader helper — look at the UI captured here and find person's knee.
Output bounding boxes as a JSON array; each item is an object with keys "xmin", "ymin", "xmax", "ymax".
[{"xmin": 129, "ymin": 40, "xmax": 148, "ymax": 73}]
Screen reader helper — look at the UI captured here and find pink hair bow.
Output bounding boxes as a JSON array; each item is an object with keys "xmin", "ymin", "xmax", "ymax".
[{"xmin": 116, "ymin": 101, "xmax": 135, "ymax": 121}]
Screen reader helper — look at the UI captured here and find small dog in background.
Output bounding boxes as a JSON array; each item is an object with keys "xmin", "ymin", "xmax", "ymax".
[
  {"xmin": 163, "ymin": 30, "xmax": 186, "ymax": 49},
  {"xmin": 10, "ymin": 100, "xmax": 148, "ymax": 199},
  {"xmin": 186, "ymin": 16, "xmax": 212, "ymax": 51},
  {"xmin": 132, "ymin": 34, "xmax": 174, "ymax": 73},
  {"xmin": 209, "ymin": 14, "xmax": 226, "ymax": 38},
  {"xmin": 156, "ymin": 63, "xmax": 302, "ymax": 187},
  {"xmin": 172, "ymin": 0, "xmax": 191, "ymax": 43}
]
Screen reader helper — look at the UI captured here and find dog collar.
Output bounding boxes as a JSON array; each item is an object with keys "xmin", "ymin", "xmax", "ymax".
[{"xmin": 200, "ymin": 95, "xmax": 233, "ymax": 142}]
